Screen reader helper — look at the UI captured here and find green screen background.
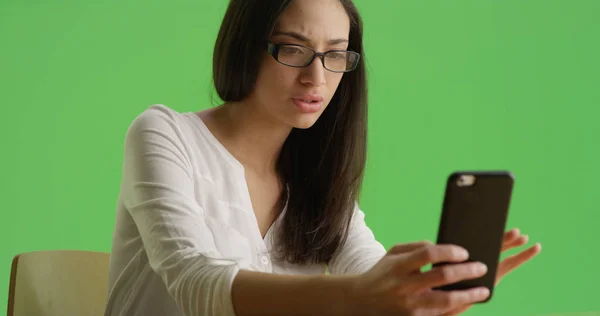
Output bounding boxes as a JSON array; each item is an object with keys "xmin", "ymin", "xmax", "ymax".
[{"xmin": 1, "ymin": 0, "xmax": 598, "ymax": 315}]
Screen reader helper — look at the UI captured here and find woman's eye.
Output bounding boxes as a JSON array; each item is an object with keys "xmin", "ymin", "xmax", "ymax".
[
  {"xmin": 329, "ymin": 53, "xmax": 346, "ymax": 60},
  {"xmin": 280, "ymin": 47, "xmax": 303, "ymax": 55}
]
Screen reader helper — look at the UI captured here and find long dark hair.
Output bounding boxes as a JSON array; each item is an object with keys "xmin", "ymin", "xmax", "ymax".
[{"xmin": 213, "ymin": 0, "xmax": 368, "ymax": 265}]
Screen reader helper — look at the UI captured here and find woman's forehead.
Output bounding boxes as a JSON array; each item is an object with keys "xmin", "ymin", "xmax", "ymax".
[{"xmin": 274, "ymin": 0, "xmax": 351, "ymax": 42}]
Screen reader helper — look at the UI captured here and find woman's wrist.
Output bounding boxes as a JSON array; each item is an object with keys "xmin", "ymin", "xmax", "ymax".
[
  {"xmin": 231, "ymin": 269, "xmax": 361, "ymax": 316},
  {"xmin": 319, "ymin": 273, "xmax": 361, "ymax": 316}
]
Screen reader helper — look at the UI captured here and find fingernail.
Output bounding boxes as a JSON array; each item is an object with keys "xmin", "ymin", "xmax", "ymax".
[
  {"xmin": 477, "ymin": 263, "xmax": 488, "ymax": 274},
  {"xmin": 480, "ymin": 288, "xmax": 490, "ymax": 297}
]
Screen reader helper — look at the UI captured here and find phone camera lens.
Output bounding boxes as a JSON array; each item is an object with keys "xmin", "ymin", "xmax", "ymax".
[{"xmin": 457, "ymin": 175, "xmax": 476, "ymax": 187}]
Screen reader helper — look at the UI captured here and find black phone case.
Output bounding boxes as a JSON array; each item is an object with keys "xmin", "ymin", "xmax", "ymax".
[{"xmin": 433, "ymin": 171, "xmax": 514, "ymax": 303}]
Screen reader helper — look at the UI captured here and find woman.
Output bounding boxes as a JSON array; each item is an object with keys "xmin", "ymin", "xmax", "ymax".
[{"xmin": 104, "ymin": 0, "xmax": 541, "ymax": 315}]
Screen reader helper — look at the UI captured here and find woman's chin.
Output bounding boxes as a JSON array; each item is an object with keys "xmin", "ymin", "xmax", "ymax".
[{"xmin": 288, "ymin": 114, "xmax": 321, "ymax": 129}]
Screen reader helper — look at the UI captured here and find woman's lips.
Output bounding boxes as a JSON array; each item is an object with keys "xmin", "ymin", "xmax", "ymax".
[{"xmin": 292, "ymin": 98, "xmax": 323, "ymax": 113}]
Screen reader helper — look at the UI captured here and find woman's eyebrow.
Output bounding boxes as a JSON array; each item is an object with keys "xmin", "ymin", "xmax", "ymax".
[{"xmin": 271, "ymin": 30, "xmax": 348, "ymax": 45}]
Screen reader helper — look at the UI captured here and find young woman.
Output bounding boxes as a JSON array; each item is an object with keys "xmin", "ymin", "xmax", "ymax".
[{"xmin": 104, "ymin": 0, "xmax": 541, "ymax": 315}]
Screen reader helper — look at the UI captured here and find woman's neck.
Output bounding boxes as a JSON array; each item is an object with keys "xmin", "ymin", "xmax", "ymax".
[{"xmin": 200, "ymin": 101, "xmax": 291, "ymax": 175}]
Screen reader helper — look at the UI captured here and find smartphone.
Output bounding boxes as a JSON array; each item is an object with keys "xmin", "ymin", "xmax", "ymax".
[{"xmin": 433, "ymin": 171, "xmax": 514, "ymax": 302}]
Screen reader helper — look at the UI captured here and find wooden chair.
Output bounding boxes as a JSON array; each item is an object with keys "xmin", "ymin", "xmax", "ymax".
[{"xmin": 7, "ymin": 250, "xmax": 110, "ymax": 316}]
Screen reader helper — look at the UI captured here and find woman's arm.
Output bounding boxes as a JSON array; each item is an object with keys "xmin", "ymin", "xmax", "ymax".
[
  {"xmin": 327, "ymin": 204, "xmax": 387, "ymax": 275},
  {"xmin": 122, "ymin": 107, "xmax": 360, "ymax": 316},
  {"xmin": 122, "ymin": 108, "xmax": 242, "ymax": 315},
  {"xmin": 231, "ymin": 270, "xmax": 356, "ymax": 316}
]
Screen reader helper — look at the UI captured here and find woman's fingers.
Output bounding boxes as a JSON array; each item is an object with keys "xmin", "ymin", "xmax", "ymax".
[
  {"xmin": 387, "ymin": 241, "xmax": 433, "ymax": 255},
  {"xmin": 497, "ymin": 243, "xmax": 542, "ymax": 284},
  {"xmin": 400, "ymin": 244, "xmax": 469, "ymax": 273},
  {"xmin": 403, "ymin": 261, "xmax": 488, "ymax": 292},
  {"xmin": 442, "ymin": 304, "xmax": 473, "ymax": 316},
  {"xmin": 503, "ymin": 228, "xmax": 520, "ymax": 241},
  {"xmin": 412, "ymin": 287, "xmax": 490, "ymax": 312},
  {"xmin": 386, "ymin": 241, "xmax": 435, "ymax": 275},
  {"xmin": 501, "ymin": 228, "xmax": 520, "ymax": 249},
  {"xmin": 502, "ymin": 233, "xmax": 529, "ymax": 252}
]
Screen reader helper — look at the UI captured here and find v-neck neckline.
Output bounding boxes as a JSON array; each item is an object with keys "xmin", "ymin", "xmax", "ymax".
[{"xmin": 185, "ymin": 111, "xmax": 285, "ymax": 246}]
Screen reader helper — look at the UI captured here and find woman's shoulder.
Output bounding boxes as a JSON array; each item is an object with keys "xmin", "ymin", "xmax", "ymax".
[
  {"xmin": 121, "ymin": 104, "xmax": 203, "ymax": 162},
  {"xmin": 130, "ymin": 104, "xmax": 184, "ymax": 128},
  {"xmin": 126, "ymin": 104, "xmax": 202, "ymax": 140},
  {"xmin": 124, "ymin": 104, "xmax": 239, "ymax": 172}
]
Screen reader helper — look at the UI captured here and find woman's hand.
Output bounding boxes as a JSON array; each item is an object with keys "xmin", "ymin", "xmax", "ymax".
[
  {"xmin": 349, "ymin": 241, "xmax": 490, "ymax": 316},
  {"xmin": 496, "ymin": 228, "xmax": 541, "ymax": 285},
  {"xmin": 442, "ymin": 228, "xmax": 542, "ymax": 315}
]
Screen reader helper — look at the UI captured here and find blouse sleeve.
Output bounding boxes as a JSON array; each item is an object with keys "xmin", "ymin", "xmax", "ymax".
[
  {"xmin": 120, "ymin": 108, "xmax": 239, "ymax": 316},
  {"xmin": 328, "ymin": 204, "xmax": 387, "ymax": 275}
]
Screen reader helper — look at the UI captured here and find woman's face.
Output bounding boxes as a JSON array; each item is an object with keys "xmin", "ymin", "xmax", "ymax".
[{"xmin": 250, "ymin": 0, "xmax": 351, "ymax": 129}]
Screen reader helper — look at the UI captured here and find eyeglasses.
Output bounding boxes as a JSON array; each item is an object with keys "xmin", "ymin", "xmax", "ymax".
[{"xmin": 266, "ymin": 42, "xmax": 360, "ymax": 73}]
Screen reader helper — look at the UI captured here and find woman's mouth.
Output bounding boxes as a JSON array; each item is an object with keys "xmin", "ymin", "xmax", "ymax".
[
  {"xmin": 292, "ymin": 94, "xmax": 324, "ymax": 113},
  {"xmin": 292, "ymin": 98, "xmax": 323, "ymax": 113}
]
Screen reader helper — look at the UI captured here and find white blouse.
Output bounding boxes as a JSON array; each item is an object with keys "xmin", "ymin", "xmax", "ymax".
[{"xmin": 104, "ymin": 104, "xmax": 387, "ymax": 316}]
